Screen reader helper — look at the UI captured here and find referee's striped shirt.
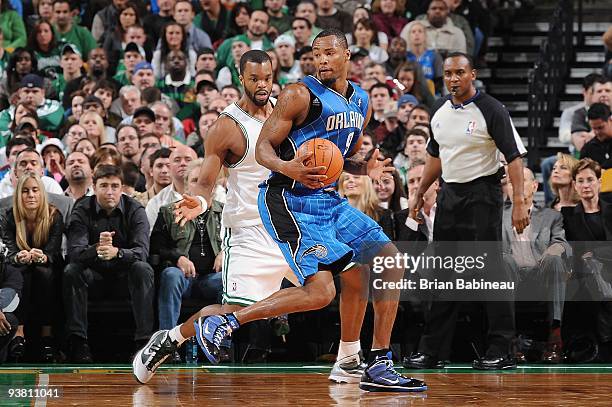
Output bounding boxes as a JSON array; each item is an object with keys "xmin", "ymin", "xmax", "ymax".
[{"xmin": 427, "ymin": 90, "xmax": 527, "ymax": 184}]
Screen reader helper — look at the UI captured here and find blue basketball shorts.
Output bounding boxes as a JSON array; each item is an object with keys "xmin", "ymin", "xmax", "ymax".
[{"xmin": 258, "ymin": 186, "xmax": 390, "ymax": 284}]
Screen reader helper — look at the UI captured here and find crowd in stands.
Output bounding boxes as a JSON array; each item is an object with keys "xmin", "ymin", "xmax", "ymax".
[{"xmin": 0, "ymin": 0, "xmax": 610, "ymax": 366}]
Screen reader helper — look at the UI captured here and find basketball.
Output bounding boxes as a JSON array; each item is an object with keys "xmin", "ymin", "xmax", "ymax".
[{"xmin": 297, "ymin": 138, "xmax": 344, "ymax": 186}]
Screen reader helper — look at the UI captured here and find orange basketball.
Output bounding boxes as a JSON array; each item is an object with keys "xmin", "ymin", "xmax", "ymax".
[{"xmin": 297, "ymin": 138, "xmax": 344, "ymax": 186}]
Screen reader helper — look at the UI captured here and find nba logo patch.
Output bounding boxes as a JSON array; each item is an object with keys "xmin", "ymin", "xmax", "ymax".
[{"xmin": 466, "ymin": 120, "xmax": 476, "ymax": 135}]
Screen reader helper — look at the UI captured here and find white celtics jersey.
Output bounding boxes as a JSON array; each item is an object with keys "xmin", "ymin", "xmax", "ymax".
[{"xmin": 220, "ymin": 99, "xmax": 275, "ymax": 228}]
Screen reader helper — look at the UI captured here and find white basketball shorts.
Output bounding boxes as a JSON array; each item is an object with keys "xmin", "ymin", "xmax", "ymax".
[{"xmin": 221, "ymin": 224, "xmax": 299, "ymax": 306}]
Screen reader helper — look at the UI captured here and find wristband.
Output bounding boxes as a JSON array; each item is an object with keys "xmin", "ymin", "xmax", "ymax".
[{"xmin": 196, "ymin": 195, "xmax": 208, "ymax": 215}]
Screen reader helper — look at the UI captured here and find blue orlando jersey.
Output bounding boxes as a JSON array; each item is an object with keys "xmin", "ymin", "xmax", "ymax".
[
  {"xmin": 265, "ymin": 75, "xmax": 369, "ymax": 191},
  {"xmin": 407, "ymin": 49, "xmax": 437, "ymax": 81}
]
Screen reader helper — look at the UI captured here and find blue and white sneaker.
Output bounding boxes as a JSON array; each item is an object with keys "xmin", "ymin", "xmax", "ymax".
[
  {"xmin": 329, "ymin": 352, "xmax": 366, "ymax": 383},
  {"xmin": 194, "ymin": 314, "xmax": 240, "ymax": 364},
  {"xmin": 359, "ymin": 352, "xmax": 427, "ymax": 392}
]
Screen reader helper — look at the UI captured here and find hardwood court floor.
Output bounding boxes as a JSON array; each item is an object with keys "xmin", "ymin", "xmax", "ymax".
[{"xmin": 2, "ymin": 364, "xmax": 612, "ymax": 406}]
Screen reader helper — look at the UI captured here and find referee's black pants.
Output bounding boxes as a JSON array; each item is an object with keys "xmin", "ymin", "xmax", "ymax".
[{"xmin": 418, "ymin": 175, "xmax": 516, "ymax": 359}]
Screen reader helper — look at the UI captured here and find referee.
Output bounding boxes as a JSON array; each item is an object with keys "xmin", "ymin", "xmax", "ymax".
[{"xmin": 406, "ymin": 52, "xmax": 529, "ymax": 370}]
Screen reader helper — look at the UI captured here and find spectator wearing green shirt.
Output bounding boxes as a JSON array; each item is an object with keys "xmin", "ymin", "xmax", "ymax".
[
  {"xmin": 0, "ymin": 29, "xmax": 8, "ymax": 83},
  {"xmin": 285, "ymin": 0, "xmax": 322, "ymax": 43},
  {"xmin": 27, "ymin": 20, "xmax": 63, "ymax": 79},
  {"xmin": 52, "ymin": 0, "xmax": 97, "ymax": 60},
  {"xmin": 265, "ymin": 0, "xmax": 291, "ymax": 38},
  {"xmin": 156, "ymin": 50, "xmax": 195, "ymax": 109},
  {"xmin": 193, "ymin": 0, "xmax": 231, "ymax": 44},
  {"xmin": 215, "ymin": 10, "xmax": 273, "ymax": 72},
  {"xmin": 51, "ymin": 44, "xmax": 83, "ymax": 104},
  {"xmin": 113, "ymin": 42, "xmax": 145, "ymax": 87},
  {"xmin": 105, "ymin": 24, "xmax": 152, "ymax": 75},
  {"xmin": 216, "ymin": 40, "xmax": 249, "ymax": 89},
  {"xmin": 62, "ymin": 48, "xmax": 120, "ymax": 110},
  {"xmin": 0, "ymin": 0, "xmax": 26, "ymax": 52},
  {"xmin": 0, "ymin": 74, "xmax": 64, "ymax": 139}
]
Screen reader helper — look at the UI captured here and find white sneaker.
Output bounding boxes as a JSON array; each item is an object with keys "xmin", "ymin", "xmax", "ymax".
[
  {"xmin": 132, "ymin": 330, "xmax": 178, "ymax": 384},
  {"xmin": 329, "ymin": 353, "xmax": 365, "ymax": 384}
]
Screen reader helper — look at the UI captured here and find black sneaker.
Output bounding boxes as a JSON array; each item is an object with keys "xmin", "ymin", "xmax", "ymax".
[
  {"xmin": 69, "ymin": 336, "xmax": 93, "ymax": 364},
  {"xmin": 359, "ymin": 352, "xmax": 427, "ymax": 392},
  {"xmin": 132, "ymin": 330, "xmax": 179, "ymax": 384}
]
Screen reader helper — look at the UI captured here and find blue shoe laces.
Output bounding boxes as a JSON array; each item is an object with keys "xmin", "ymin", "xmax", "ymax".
[
  {"xmin": 212, "ymin": 314, "xmax": 240, "ymax": 347},
  {"xmin": 375, "ymin": 352, "xmax": 405, "ymax": 380}
]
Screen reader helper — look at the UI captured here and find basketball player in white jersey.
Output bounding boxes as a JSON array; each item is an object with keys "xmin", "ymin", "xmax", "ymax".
[{"xmin": 133, "ymin": 50, "xmax": 303, "ymax": 383}]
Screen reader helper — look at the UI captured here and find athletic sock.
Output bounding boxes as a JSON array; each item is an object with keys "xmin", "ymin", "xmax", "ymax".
[
  {"xmin": 169, "ymin": 325, "xmax": 187, "ymax": 346},
  {"xmin": 337, "ymin": 340, "xmax": 361, "ymax": 361},
  {"xmin": 368, "ymin": 348, "xmax": 390, "ymax": 363}
]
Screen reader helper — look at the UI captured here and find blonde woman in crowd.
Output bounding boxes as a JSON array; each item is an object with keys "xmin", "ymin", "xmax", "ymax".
[
  {"xmin": 0, "ymin": 173, "xmax": 63, "ymax": 362},
  {"xmin": 550, "ymin": 153, "xmax": 580, "ymax": 211},
  {"xmin": 337, "ymin": 172, "xmax": 394, "ymax": 239},
  {"xmin": 79, "ymin": 112, "xmax": 108, "ymax": 149}
]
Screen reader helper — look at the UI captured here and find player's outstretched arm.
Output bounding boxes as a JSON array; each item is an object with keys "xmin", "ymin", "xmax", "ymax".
[
  {"xmin": 256, "ymin": 84, "xmax": 327, "ymax": 189},
  {"xmin": 174, "ymin": 118, "xmax": 234, "ymax": 226}
]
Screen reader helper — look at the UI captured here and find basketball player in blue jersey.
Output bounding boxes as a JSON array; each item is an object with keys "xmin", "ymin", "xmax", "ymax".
[
  {"xmin": 194, "ymin": 29, "xmax": 428, "ymax": 393},
  {"xmin": 132, "ymin": 49, "xmax": 401, "ymax": 386}
]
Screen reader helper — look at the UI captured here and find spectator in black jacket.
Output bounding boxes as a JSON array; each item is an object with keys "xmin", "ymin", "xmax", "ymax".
[
  {"xmin": 0, "ymin": 243, "xmax": 23, "ymax": 363},
  {"xmin": 63, "ymin": 165, "xmax": 154, "ymax": 363},
  {"xmin": 562, "ymin": 159, "xmax": 612, "ymax": 353},
  {"xmin": 0, "ymin": 173, "xmax": 63, "ymax": 362},
  {"xmin": 395, "ymin": 159, "xmax": 438, "ymax": 243},
  {"xmin": 580, "ymin": 103, "xmax": 612, "ymax": 169}
]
